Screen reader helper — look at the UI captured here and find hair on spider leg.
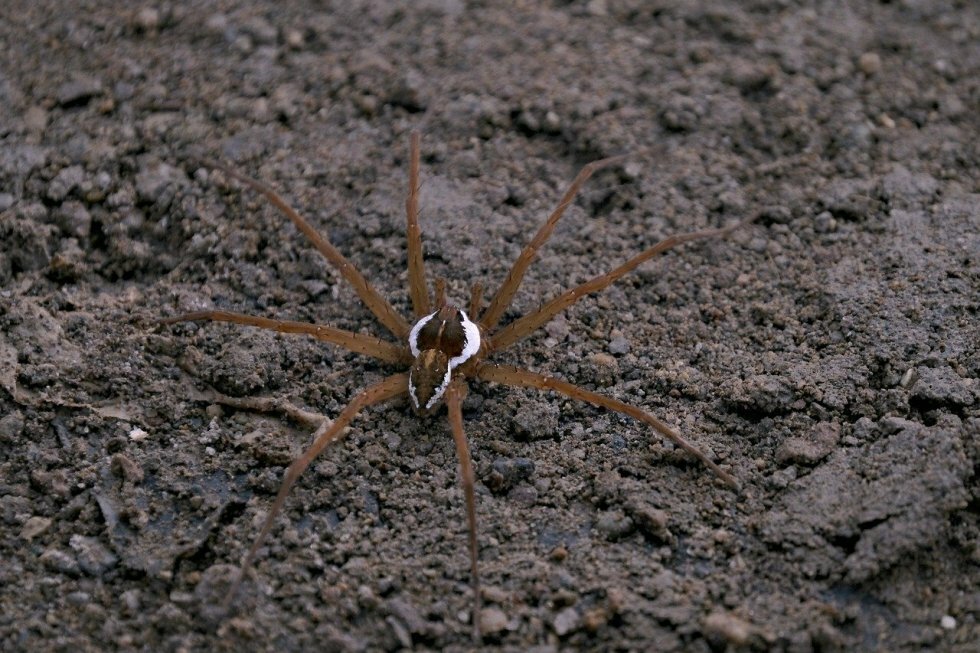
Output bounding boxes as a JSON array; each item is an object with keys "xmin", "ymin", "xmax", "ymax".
[{"xmin": 157, "ymin": 132, "xmax": 754, "ymax": 642}]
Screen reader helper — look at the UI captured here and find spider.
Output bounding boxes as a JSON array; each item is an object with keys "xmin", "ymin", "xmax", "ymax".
[{"xmin": 160, "ymin": 133, "xmax": 748, "ymax": 639}]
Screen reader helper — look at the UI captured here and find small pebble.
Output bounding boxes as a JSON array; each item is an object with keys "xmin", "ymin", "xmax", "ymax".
[
  {"xmin": 595, "ymin": 510, "xmax": 634, "ymax": 540},
  {"xmin": 550, "ymin": 545, "xmax": 568, "ymax": 561},
  {"xmin": 910, "ymin": 366, "xmax": 975, "ymax": 408},
  {"xmin": 509, "ymin": 485, "xmax": 538, "ymax": 506},
  {"xmin": 626, "ymin": 500, "xmax": 671, "ymax": 541},
  {"xmin": 940, "ymin": 615, "xmax": 956, "ymax": 630},
  {"xmin": 135, "ymin": 7, "xmax": 161, "ymax": 30},
  {"xmin": 47, "ymin": 165, "xmax": 85, "ymax": 202},
  {"xmin": 40, "ymin": 547, "xmax": 79, "ymax": 575},
  {"xmin": 56, "ymin": 76, "xmax": 103, "ymax": 106},
  {"xmin": 110, "ymin": 453, "xmax": 145, "ymax": 483},
  {"xmin": 775, "ymin": 421, "xmax": 840, "ymax": 466},
  {"xmin": 480, "ymin": 607, "xmax": 508, "ymax": 635},
  {"xmin": 56, "ymin": 201, "xmax": 92, "ymax": 239},
  {"xmin": 69, "ymin": 534, "xmax": 118, "ymax": 576},
  {"xmin": 24, "ymin": 106, "xmax": 48, "ymax": 132},
  {"xmin": 285, "ymin": 28, "xmax": 304, "ymax": 49},
  {"xmin": 858, "ymin": 52, "xmax": 881, "ymax": 75},
  {"xmin": 121, "ymin": 589, "xmax": 141, "ymax": 612},
  {"xmin": 703, "ymin": 610, "xmax": 752, "ymax": 646},
  {"xmin": 481, "ymin": 586, "xmax": 509, "ymax": 604},
  {"xmin": 135, "ymin": 160, "xmax": 184, "ymax": 204},
  {"xmin": 813, "ymin": 211, "xmax": 837, "ymax": 234},
  {"xmin": 899, "ymin": 368, "xmax": 915, "ymax": 388},
  {"xmin": 552, "ymin": 606, "xmax": 580, "ymax": 636},
  {"xmin": 20, "ymin": 516, "xmax": 53, "ymax": 540},
  {"xmin": 487, "ymin": 457, "xmax": 535, "ymax": 493},
  {"xmin": 582, "ymin": 607, "xmax": 608, "ymax": 632},
  {"xmin": 169, "ymin": 590, "xmax": 194, "ymax": 605},
  {"xmin": 0, "ymin": 411, "xmax": 25, "ymax": 441},
  {"xmin": 608, "ymin": 336, "xmax": 631, "ymax": 355},
  {"xmin": 591, "ymin": 352, "xmax": 617, "ymax": 368},
  {"xmin": 66, "ymin": 591, "xmax": 91, "ymax": 606},
  {"xmin": 387, "ymin": 598, "xmax": 427, "ymax": 635}
]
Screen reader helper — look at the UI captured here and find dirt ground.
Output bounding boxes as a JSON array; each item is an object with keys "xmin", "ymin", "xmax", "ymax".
[{"xmin": 1, "ymin": 1, "xmax": 978, "ymax": 651}]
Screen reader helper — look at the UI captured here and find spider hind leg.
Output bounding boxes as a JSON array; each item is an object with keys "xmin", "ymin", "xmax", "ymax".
[{"xmin": 475, "ymin": 362, "xmax": 739, "ymax": 489}]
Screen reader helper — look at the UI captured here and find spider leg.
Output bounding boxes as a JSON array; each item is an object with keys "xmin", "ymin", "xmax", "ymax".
[
  {"xmin": 434, "ymin": 278, "xmax": 447, "ymax": 308},
  {"xmin": 406, "ymin": 131, "xmax": 431, "ymax": 317},
  {"xmin": 479, "ymin": 154, "xmax": 628, "ymax": 330},
  {"xmin": 158, "ymin": 310, "xmax": 410, "ymax": 364},
  {"xmin": 223, "ymin": 372, "xmax": 409, "ymax": 610},
  {"xmin": 488, "ymin": 217, "xmax": 754, "ymax": 352},
  {"xmin": 198, "ymin": 160, "xmax": 412, "ymax": 339},
  {"xmin": 475, "ymin": 363, "xmax": 739, "ymax": 489},
  {"xmin": 444, "ymin": 379, "xmax": 481, "ymax": 641},
  {"xmin": 468, "ymin": 282, "xmax": 483, "ymax": 318}
]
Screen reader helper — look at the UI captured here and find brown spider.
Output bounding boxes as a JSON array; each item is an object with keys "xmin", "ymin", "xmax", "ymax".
[{"xmin": 161, "ymin": 133, "xmax": 748, "ymax": 638}]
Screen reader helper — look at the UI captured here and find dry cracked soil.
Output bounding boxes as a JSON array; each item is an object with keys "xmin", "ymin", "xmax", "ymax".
[{"xmin": 1, "ymin": 1, "xmax": 978, "ymax": 652}]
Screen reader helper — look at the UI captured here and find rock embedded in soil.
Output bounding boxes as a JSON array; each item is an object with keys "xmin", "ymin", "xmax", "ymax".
[
  {"xmin": 910, "ymin": 366, "xmax": 975, "ymax": 408},
  {"xmin": 479, "ymin": 607, "xmax": 508, "ymax": 635},
  {"xmin": 775, "ymin": 421, "xmax": 840, "ymax": 466},
  {"xmin": 56, "ymin": 75, "xmax": 103, "ymax": 106},
  {"xmin": 702, "ymin": 610, "xmax": 753, "ymax": 646},
  {"xmin": 0, "ymin": 411, "xmax": 25, "ymax": 442},
  {"xmin": 40, "ymin": 547, "xmax": 80, "ymax": 575},
  {"xmin": 486, "ymin": 456, "xmax": 535, "ymax": 493},
  {"xmin": 69, "ymin": 534, "xmax": 119, "ymax": 577},
  {"xmin": 552, "ymin": 606, "xmax": 580, "ymax": 637},
  {"xmin": 20, "ymin": 516, "xmax": 52, "ymax": 541}
]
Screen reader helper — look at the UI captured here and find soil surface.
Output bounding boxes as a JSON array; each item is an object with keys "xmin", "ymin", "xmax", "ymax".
[{"xmin": 1, "ymin": 1, "xmax": 978, "ymax": 651}]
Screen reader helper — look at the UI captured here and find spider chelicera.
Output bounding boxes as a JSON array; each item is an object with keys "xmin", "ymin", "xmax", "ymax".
[{"xmin": 161, "ymin": 133, "xmax": 748, "ymax": 638}]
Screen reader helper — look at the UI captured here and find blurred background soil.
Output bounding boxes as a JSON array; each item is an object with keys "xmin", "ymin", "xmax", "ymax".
[{"xmin": 0, "ymin": 1, "xmax": 977, "ymax": 651}]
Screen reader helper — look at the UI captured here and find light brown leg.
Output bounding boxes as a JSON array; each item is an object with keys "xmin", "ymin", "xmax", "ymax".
[
  {"xmin": 475, "ymin": 363, "xmax": 739, "ymax": 489},
  {"xmin": 488, "ymin": 217, "xmax": 754, "ymax": 352},
  {"xmin": 479, "ymin": 154, "xmax": 628, "ymax": 330},
  {"xmin": 405, "ymin": 132, "xmax": 431, "ymax": 318},
  {"xmin": 434, "ymin": 278, "xmax": 447, "ymax": 309},
  {"xmin": 444, "ymin": 379, "xmax": 481, "ymax": 641},
  {"xmin": 468, "ymin": 282, "xmax": 483, "ymax": 318},
  {"xmin": 223, "ymin": 372, "xmax": 409, "ymax": 610},
  {"xmin": 158, "ymin": 310, "xmax": 410, "ymax": 364},
  {"xmin": 199, "ymin": 160, "xmax": 411, "ymax": 339}
]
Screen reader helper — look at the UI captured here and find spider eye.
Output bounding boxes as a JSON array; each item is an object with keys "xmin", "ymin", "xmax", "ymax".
[{"xmin": 409, "ymin": 349, "xmax": 451, "ymax": 412}]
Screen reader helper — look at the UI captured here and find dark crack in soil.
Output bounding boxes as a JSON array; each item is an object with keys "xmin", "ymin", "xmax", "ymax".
[{"xmin": 1, "ymin": 2, "xmax": 978, "ymax": 651}]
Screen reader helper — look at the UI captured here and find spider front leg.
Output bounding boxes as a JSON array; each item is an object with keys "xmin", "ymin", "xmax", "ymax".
[
  {"xmin": 158, "ymin": 310, "xmax": 410, "ymax": 364},
  {"xmin": 222, "ymin": 373, "xmax": 409, "ymax": 610},
  {"xmin": 479, "ymin": 154, "xmax": 628, "ymax": 330},
  {"xmin": 405, "ymin": 131, "xmax": 431, "ymax": 318},
  {"xmin": 444, "ymin": 378, "xmax": 481, "ymax": 641},
  {"xmin": 196, "ymin": 160, "xmax": 412, "ymax": 339},
  {"xmin": 475, "ymin": 363, "xmax": 738, "ymax": 489}
]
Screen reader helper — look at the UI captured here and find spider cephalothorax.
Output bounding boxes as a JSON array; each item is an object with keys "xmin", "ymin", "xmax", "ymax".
[{"xmin": 160, "ymin": 132, "xmax": 752, "ymax": 639}]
